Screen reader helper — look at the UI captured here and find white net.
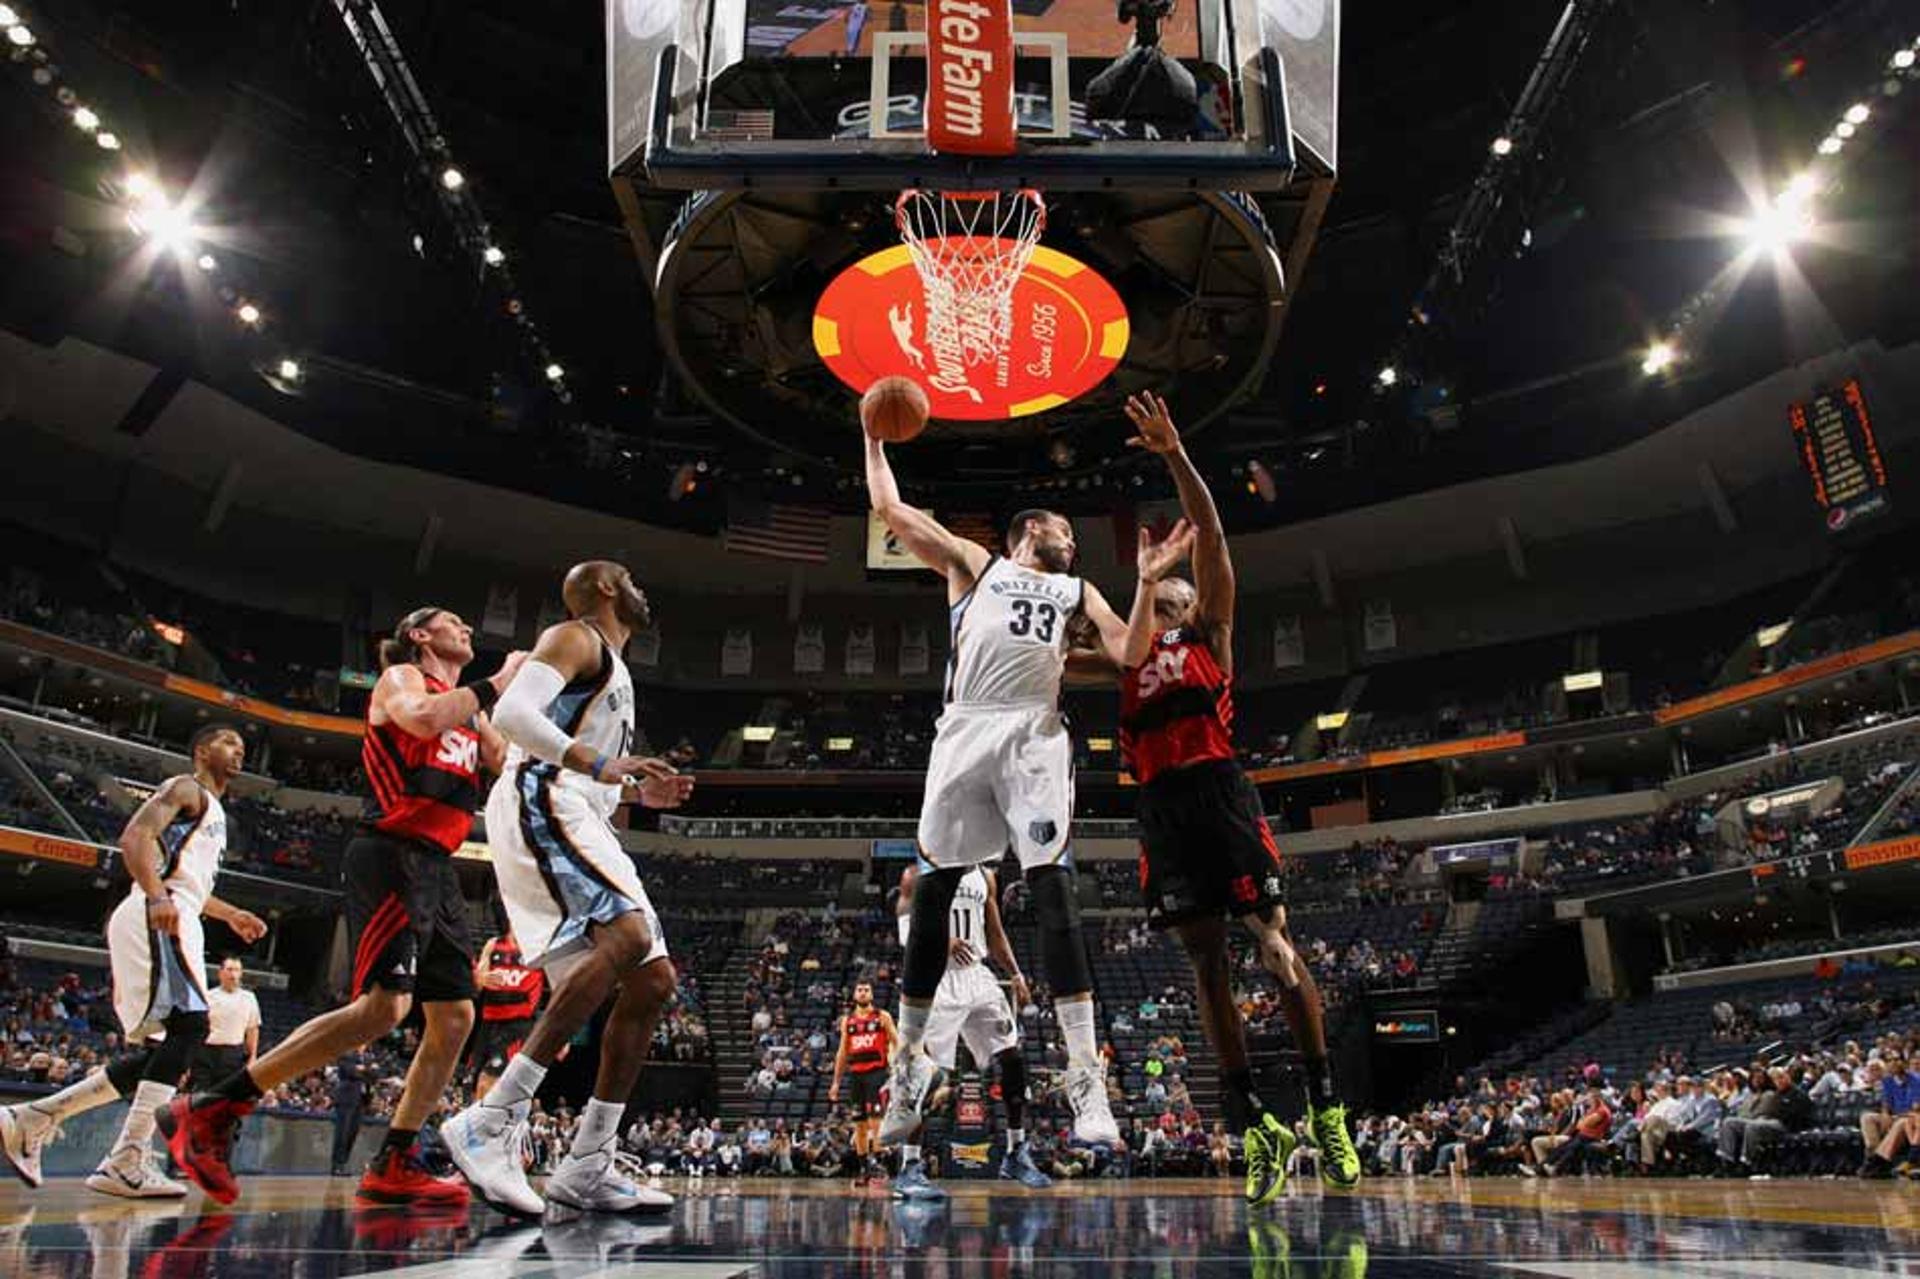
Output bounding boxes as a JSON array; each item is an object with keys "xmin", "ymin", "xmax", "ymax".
[{"xmin": 894, "ymin": 189, "xmax": 1047, "ymax": 372}]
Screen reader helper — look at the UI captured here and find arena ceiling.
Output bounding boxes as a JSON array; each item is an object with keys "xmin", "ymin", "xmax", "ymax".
[{"xmin": 0, "ymin": 0, "xmax": 1915, "ymax": 532}]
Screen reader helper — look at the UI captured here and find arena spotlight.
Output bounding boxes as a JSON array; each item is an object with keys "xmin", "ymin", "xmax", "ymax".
[
  {"xmin": 1376, "ymin": 365, "xmax": 1399, "ymax": 387},
  {"xmin": 1490, "ymin": 136, "xmax": 1514, "ymax": 156},
  {"xmin": 544, "ymin": 362, "xmax": 564, "ymax": 382},
  {"xmin": 1739, "ymin": 200, "xmax": 1812, "ymax": 255},
  {"xmin": 71, "ymin": 106, "xmax": 99, "ymax": 132},
  {"xmin": 236, "ymin": 302, "xmax": 262, "ymax": 326},
  {"xmin": 1641, "ymin": 341, "xmax": 1677, "ymax": 375},
  {"xmin": 6, "ymin": 23, "xmax": 31, "ymax": 47},
  {"xmin": 1895, "ymin": 48, "xmax": 1916, "ymax": 70},
  {"xmin": 196, "ymin": 253, "xmax": 217, "ymax": 272},
  {"xmin": 1818, "ymin": 136, "xmax": 1844, "ymax": 155},
  {"xmin": 277, "ymin": 358, "xmax": 301, "ymax": 382},
  {"xmin": 1844, "ymin": 103, "xmax": 1870, "ymax": 124},
  {"xmin": 96, "ymin": 131, "xmax": 121, "ymax": 151},
  {"xmin": 482, "ymin": 245, "xmax": 505, "ymax": 266},
  {"xmin": 1834, "ymin": 120, "xmax": 1856, "ymax": 139},
  {"xmin": 0, "ymin": 7, "xmax": 17, "ymax": 27},
  {"xmin": 440, "ymin": 166, "xmax": 465, "ymax": 191}
]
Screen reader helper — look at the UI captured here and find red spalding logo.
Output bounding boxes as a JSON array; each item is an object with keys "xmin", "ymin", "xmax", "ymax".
[{"xmin": 813, "ymin": 242, "xmax": 1129, "ymax": 421}]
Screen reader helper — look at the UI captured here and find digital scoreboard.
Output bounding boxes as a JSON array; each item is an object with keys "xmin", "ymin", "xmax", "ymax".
[{"xmin": 1788, "ymin": 379, "xmax": 1889, "ymax": 532}]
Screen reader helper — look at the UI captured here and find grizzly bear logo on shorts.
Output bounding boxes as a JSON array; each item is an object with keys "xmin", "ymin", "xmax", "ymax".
[{"xmin": 1028, "ymin": 820, "xmax": 1058, "ymax": 847}]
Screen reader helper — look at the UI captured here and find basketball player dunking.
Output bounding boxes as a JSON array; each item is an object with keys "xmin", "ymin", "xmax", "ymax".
[
  {"xmin": 864, "ymin": 429, "xmax": 1161, "ymax": 1148},
  {"xmin": 888, "ymin": 860, "xmax": 1052, "ymax": 1200},
  {"xmin": 829, "ymin": 981, "xmax": 896, "ymax": 1183},
  {"xmin": 162, "ymin": 609, "xmax": 521, "ymax": 1207},
  {"xmin": 1082, "ymin": 391, "xmax": 1361, "ymax": 1202}
]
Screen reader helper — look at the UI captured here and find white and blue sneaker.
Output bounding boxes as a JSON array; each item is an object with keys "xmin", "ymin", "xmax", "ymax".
[
  {"xmin": 889, "ymin": 1158, "xmax": 949, "ymax": 1202},
  {"xmin": 547, "ymin": 1143, "xmax": 674, "ymax": 1215},
  {"xmin": 0, "ymin": 1104, "xmax": 57, "ymax": 1188},
  {"xmin": 878, "ymin": 1050, "xmax": 941, "ymax": 1146},
  {"xmin": 442, "ymin": 1101, "xmax": 543, "ymax": 1217},
  {"xmin": 998, "ymin": 1141, "xmax": 1053, "ymax": 1189}
]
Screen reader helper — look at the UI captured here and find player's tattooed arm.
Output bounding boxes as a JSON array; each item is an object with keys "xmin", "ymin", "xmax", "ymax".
[
  {"xmin": 864, "ymin": 435, "xmax": 990, "ymax": 597},
  {"xmin": 118, "ymin": 774, "xmax": 201, "ymax": 938}
]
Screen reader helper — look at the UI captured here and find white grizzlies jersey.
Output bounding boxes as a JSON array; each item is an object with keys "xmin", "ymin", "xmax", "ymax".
[
  {"xmin": 138, "ymin": 783, "xmax": 225, "ymax": 914},
  {"xmin": 946, "ymin": 556, "xmax": 1085, "ymax": 706},
  {"xmin": 897, "ymin": 866, "xmax": 990, "ymax": 967},
  {"xmin": 505, "ymin": 621, "xmax": 635, "ymax": 817}
]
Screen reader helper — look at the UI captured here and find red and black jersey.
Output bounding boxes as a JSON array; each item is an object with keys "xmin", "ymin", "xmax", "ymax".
[
  {"xmin": 360, "ymin": 668, "xmax": 483, "ymax": 853},
  {"xmin": 1120, "ymin": 627, "xmax": 1236, "ymax": 785},
  {"xmin": 844, "ymin": 1008, "xmax": 890, "ymax": 1074},
  {"xmin": 479, "ymin": 936, "xmax": 545, "ymax": 1022}
]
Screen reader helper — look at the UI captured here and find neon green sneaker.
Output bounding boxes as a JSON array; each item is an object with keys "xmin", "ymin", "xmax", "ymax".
[
  {"xmin": 1325, "ymin": 1228, "xmax": 1369, "ymax": 1278},
  {"xmin": 1243, "ymin": 1112, "xmax": 1295, "ymax": 1206},
  {"xmin": 1309, "ymin": 1102, "xmax": 1361, "ymax": 1190}
]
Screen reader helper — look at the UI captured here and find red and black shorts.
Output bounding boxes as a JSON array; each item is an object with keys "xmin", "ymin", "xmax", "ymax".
[
  {"xmin": 470, "ymin": 1016, "xmax": 534, "ymax": 1078},
  {"xmin": 344, "ymin": 831, "xmax": 477, "ymax": 1003},
  {"xmin": 1136, "ymin": 760, "xmax": 1285, "ymax": 930},
  {"xmin": 846, "ymin": 1067, "xmax": 887, "ymax": 1117}
]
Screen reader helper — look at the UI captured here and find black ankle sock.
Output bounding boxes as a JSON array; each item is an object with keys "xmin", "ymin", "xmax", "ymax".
[
  {"xmin": 1303, "ymin": 1056, "xmax": 1338, "ymax": 1110},
  {"xmin": 1223, "ymin": 1068, "xmax": 1265, "ymax": 1129},
  {"xmin": 212, "ymin": 1070, "xmax": 264, "ymax": 1104},
  {"xmin": 382, "ymin": 1127, "xmax": 419, "ymax": 1155}
]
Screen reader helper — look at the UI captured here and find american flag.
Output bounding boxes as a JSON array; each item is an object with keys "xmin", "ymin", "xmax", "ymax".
[{"xmin": 723, "ymin": 496, "xmax": 832, "ymax": 563}]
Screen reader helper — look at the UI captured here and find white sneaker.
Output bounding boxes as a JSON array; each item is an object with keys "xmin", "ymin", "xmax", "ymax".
[
  {"xmin": 86, "ymin": 1145, "xmax": 188, "ymax": 1199},
  {"xmin": 877, "ymin": 1051, "xmax": 939, "ymax": 1146},
  {"xmin": 546, "ymin": 1144, "xmax": 674, "ymax": 1215},
  {"xmin": 442, "ymin": 1102, "xmax": 543, "ymax": 1217},
  {"xmin": 0, "ymin": 1104, "xmax": 58, "ymax": 1188},
  {"xmin": 1062, "ymin": 1064, "xmax": 1121, "ymax": 1146}
]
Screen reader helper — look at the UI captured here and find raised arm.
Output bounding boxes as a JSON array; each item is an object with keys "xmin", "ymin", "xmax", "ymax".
[
  {"xmin": 1127, "ymin": 520, "xmax": 1196, "ymax": 668},
  {"xmin": 118, "ymin": 775, "xmax": 204, "ymax": 938},
  {"xmin": 375, "ymin": 654, "xmax": 524, "ymax": 739},
  {"xmin": 866, "ymin": 435, "xmax": 990, "ymax": 597},
  {"xmin": 1126, "ymin": 392, "xmax": 1237, "ymax": 673}
]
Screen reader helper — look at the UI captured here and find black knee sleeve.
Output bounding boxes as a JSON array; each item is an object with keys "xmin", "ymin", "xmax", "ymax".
[
  {"xmin": 1028, "ymin": 865, "xmax": 1092, "ymax": 995},
  {"xmin": 995, "ymin": 1047, "xmax": 1029, "ymax": 1129},
  {"xmin": 903, "ymin": 866, "xmax": 966, "ymax": 1000},
  {"xmin": 144, "ymin": 1011, "xmax": 210, "ymax": 1083},
  {"xmin": 105, "ymin": 1053, "xmax": 148, "ymax": 1097}
]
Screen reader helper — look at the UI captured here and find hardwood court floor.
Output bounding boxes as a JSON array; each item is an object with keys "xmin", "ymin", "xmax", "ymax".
[{"xmin": 3, "ymin": 1172, "xmax": 1918, "ymax": 1277}]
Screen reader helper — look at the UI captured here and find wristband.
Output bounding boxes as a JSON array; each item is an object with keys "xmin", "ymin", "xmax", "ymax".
[
  {"xmin": 464, "ymin": 678, "xmax": 499, "ymax": 712},
  {"xmin": 145, "ymin": 892, "xmax": 172, "ymax": 907},
  {"xmin": 591, "ymin": 752, "xmax": 611, "ymax": 781}
]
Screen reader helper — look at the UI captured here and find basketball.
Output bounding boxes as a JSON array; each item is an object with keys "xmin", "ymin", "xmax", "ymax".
[{"xmin": 860, "ymin": 376, "xmax": 930, "ymax": 443}]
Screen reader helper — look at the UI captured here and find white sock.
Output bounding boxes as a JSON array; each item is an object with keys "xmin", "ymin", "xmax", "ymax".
[
  {"xmin": 1008, "ymin": 1128, "xmax": 1025, "ymax": 1148},
  {"xmin": 897, "ymin": 1002, "xmax": 930, "ymax": 1051},
  {"xmin": 485, "ymin": 1054, "xmax": 547, "ymax": 1110},
  {"xmin": 568, "ymin": 1098, "xmax": 624, "ymax": 1160},
  {"xmin": 35, "ymin": 1069, "xmax": 122, "ymax": 1122},
  {"xmin": 1057, "ymin": 996, "xmax": 1099, "ymax": 1068},
  {"xmin": 901, "ymin": 1143, "xmax": 921, "ymax": 1164},
  {"xmin": 113, "ymin": 1081, "xmax": 175, "ymax": 1151}
]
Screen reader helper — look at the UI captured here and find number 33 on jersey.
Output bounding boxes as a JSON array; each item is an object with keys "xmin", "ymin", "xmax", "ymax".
[{"xmin": 945, "ymin": 557, "xmax": 1085, "ymax": 705}]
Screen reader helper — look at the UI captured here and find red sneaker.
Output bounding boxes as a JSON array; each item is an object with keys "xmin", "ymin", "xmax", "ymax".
[
  {"xmin": 355, "ymin": 1145, "xmax": 472, "ymax": 1207},
  {"xmin": 155, "ymin": 1094, "xmax": 251, "ymax": 1206},
  {"xmin": 351, "ymin": 1201, "xmax": 469, "ymax": 1251}
]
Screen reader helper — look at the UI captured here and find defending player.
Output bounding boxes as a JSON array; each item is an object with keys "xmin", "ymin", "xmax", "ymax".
[
  {"xmin": 161, "ymin": 608, "xmax": 520, "ymax": 1206},
  {"xmin": 829, "ymin": 982, "xmax": 896, "ymax": 1184},
  {"xmin": 1089, "ymin": 391, "xmax": 1361, "ymax": 1202},
  {"xmin": 0, "ymin": 725, "xmax": 266, "ymax": 1198},
  {"xmin": 469, "ymin": 929, "xmax": 545, "ymax": 1097},
  {"xmin": 443, "ymin": 560, "xmax": 693, "ymax": 1217},
  {"xmin": 865, "ymin": 427, "xmax": 1152, "ymax": 1149},
  {"xmin": 888, "ymin": 861, "xmax": 1052, "ymax": 1200}
]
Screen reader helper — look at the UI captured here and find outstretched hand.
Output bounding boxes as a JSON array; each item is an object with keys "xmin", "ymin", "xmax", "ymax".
[
  {"xmin": 1123, "ymin": 391, "xmax": 1181, "ymax": 454},
  {"xmin": 1137, "ymin": 518, "xmax": 1195, "ymax": 584}
]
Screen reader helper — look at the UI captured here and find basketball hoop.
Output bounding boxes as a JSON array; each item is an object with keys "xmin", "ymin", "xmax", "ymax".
[{"xmin": 894, "ymin": 188, "xmax": 1047, "ymax": 372}]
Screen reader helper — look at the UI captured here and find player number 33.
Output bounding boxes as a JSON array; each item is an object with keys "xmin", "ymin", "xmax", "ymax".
[{"xmin": 1007, "ymin": 599, "xmax": 1058, "ymax": 643}]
